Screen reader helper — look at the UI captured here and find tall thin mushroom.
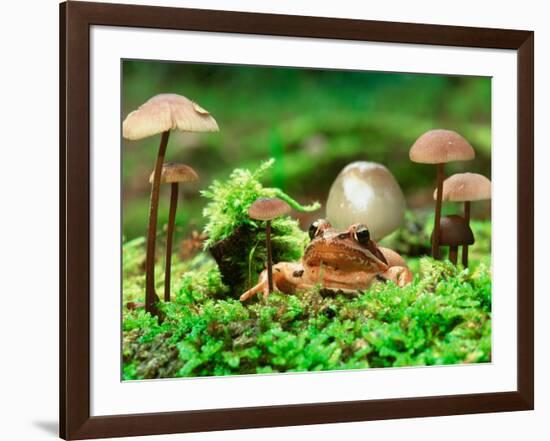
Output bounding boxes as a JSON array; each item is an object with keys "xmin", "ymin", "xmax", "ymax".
[
  {"xmin": 248, "ymin": 198, "xmax": 291, "ymax": 293},
  {"xmin": 434, "ymin": 172, "xmax": 491, "ymax": 267},
  {"xmin": 149, "ymin": 163, "xmax": 199, "ymax": 302},
  {"xmin": 123, "ymin": 94, "xmax": 218, "ymax": 316},
  {"xmin": 432, "ymin": 215, "xmax": 474, "ymax": 265},
  {"xmin": 409, "ymin": 129, "xmax": 475, "ymax": 259}
]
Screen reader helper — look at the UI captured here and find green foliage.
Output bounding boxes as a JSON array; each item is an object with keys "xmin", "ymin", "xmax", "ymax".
[
  {"xmin": 202, "ymin": 158, "xmax": 319, "ymax": 247},
  {"xmin": 122, "ymin": 245, "xmax": 492, "ymax": 379},
  {"xmin": 122, "ymin": 63, "xmax": 491, "ymax": 241},
  {"xmin": 201, "ymin": 159, "xmax": 319, "ymax": 291},
  {"xmin": 176, "ymin": 264, "xmax": 229, "ymax": 304}
]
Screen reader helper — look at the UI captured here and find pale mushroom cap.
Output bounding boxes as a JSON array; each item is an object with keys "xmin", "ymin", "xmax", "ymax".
[
  {"xmin": 248, "ymin": 198, "xmax": 291, "ymax": 221},
  {"xmin": 123, "ymin": 93, "xmax": 219, "ymax": 140},
  {"xmin": 325, "ymin": 161, "xmax": 406, "ymax": 241},
  {"xmin": 409, "ymin": 129, "xmax": 475, "ymax": 164},
  {"xmin": 432, "ymin": 215, "xmax": 475, "ymax": 246},
  {"xmin": 433, "ymin": 172, "xmax": 491, "ymax": 202},
  {"xmin": 149, "ymin": 163, "xmax": 199, "ymax": 184}
]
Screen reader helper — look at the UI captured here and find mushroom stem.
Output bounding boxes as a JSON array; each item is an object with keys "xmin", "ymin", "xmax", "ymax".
[
  {"xmin": 449, "ymin": 246, "xmax": 458, "ymax": 265},
  {"xmin": 145, "ymin": 130, "xmax": 170, "ymax": 316},
  {"xmin": 164, "ymin": 182, "xmax": 179, "ymax": 302},
  {"xmin": 432, "ymin": 163, "xmax": 445, "ymax": 260},
  {"xmin": 462, "ymin": 201, "xmax": 471, "ymax": 268},
  {"xmin": 265, "ymin": 220, "xmax": 274, "ymax": 293}
]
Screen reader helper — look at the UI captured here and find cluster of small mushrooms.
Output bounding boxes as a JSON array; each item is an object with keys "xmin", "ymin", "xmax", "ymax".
[
  {"xmin": 409, "ymin": 129, "xmax": 491, "ymax": 266},
  {"xmin": 123, "ymin": 94, "xmax": 219, "ymax": 316}
]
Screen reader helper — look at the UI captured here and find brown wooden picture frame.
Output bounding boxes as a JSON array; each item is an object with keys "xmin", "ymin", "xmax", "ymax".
[{"xmin": 60, "ymin": 1, "xmax": 534, "ymax": 439}]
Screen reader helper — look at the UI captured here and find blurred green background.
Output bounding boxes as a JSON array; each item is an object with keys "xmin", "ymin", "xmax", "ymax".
[{"xmin": 122, "ymin": 60, "xmax": 491, "ymax": 247}]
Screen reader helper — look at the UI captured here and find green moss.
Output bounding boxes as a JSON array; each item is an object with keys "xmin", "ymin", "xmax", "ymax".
[
  {"xmin": 202, "ymin": 158, "xmax": 319, "ymax": 246},
  {"xmin": 202, "ymin": 159, "xmax": 320, "ymax": 291},
  {"xmin": 122, "ymin": 248, "xmax": 492, "ymax": 379},
  {"xmin": 122, "ymin": 173, "xmax": 492, "ymax": 379}
]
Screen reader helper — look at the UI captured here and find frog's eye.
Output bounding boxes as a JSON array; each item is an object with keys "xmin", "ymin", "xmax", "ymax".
[
  {"xmin": 309, "ymin": 219, "xmax": 331, "ymax": 239},
  {"xmin": 309, "ymin": 220, "xmax": 327, "ymax": 240},
  {"xmin": 356, "ymin": 226, "xmax": 370, "ymax": 245},
  {"xmin": 308, "ymin": 222, "xmax": 319, "ymax": 240}
]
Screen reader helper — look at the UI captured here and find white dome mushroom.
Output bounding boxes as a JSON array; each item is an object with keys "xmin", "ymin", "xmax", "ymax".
[{"xmin": 325, "ymin": 161, "xmax": 406, "ymax": 241}]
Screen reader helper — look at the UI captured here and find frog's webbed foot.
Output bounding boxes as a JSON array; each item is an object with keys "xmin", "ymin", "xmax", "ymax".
[{"xmin": 380, "ymin": 266, "xmax": 413, "ymax": 287}]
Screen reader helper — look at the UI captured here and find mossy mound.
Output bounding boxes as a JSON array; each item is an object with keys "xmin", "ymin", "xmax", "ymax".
[
  {"xmin": 201, "ymin": 159, "xmax": 319, "ymax": 291},
  {"xmin": 122, "ymin": 249, "xmax": 491, "ymax": 379},
  {"xmin": 122, "ymin": 160, "xmax": 491, "ymax": 379}
]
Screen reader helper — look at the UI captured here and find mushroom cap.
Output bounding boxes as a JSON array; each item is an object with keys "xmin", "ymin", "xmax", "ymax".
[
  {"xmin": 325, "ymin": 161, "xmax": 406, "ymax": 241},
  {"xmin": 431, "ymin": 215, "xmax": 475, "ymax": 246},
  {"xmin": 248, "ymin": 198, "xmax": 291, "ymax": 221},
  {"xmin": 409, "ymin": 129, "xmax": 475, "ymax": 164},
  {"xmin": 123, "ymin": 93, "xmax": 219, "ymax": 140},
  {"xmin": 149, "ymin": 163, "xmax": 199, "ymax": 184},
  {"xmin": 434, "ymin": 172, "xmax": 491, "ymax": 202}
]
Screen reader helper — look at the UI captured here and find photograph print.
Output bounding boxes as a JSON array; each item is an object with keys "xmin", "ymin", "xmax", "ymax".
[{"xmin": 121, "ymin": 60, "xmax": 492, "ymax": 380}]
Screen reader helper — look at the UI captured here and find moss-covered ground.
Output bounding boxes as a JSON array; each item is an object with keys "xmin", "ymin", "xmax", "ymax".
[
  {"xmin": 122, "ymin": 160, "xmax": 491, "ymax": 379},
  {"xmin": 122, "ymin": 222, "xmax": 491, "ymax": 380}
]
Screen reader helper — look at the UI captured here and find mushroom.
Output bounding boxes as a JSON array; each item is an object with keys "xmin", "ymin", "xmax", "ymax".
[
  {"xmin": 123, "ymin": 94, "xmax": 218, "ymax": 316},
  {"xmin": 149, "ymin": 163, "xmax": 199, "ymax": 302},
  {"xmin": 431, "ymin": 215, "xmax": 474, "ymax": 265},
  {"xmin": 248, "ymin": 198, "xmax": 291, "ymax": 293},
  {"xmin": 434, "ymin": 172, "xmax": 491, "ymax": 267},
  {"xmin": 325, "ymin": 161, "xmax": 406, "ymax": 241},
  {"xmin": 409, "ymin": 129, "xmax": 475, "ymax": 259}
]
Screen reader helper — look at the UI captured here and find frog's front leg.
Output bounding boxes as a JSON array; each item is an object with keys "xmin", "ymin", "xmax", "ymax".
[
  {"xmin": 379, "ymin": 266, "xmax": 413, "ymax": 287},
  {"xmin": 240, "ymin": 262, "xmax": 303, "ymax": 301},
  {"xmin": 378, "ymin": 247, "xmax": 413, "ymax": 287},
  {"xmin": 239, "ymin": 269, "xmax": 270, "ymax": 301}
]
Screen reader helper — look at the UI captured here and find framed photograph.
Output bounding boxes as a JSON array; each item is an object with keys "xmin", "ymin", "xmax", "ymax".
[{"xmin": 60, "ymin": 1, "xmax": 533, "ymax": 439}]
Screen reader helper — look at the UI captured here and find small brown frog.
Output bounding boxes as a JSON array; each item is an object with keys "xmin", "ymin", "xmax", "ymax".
[{"xmin": 240, "ymin": 219, "xmax": 412, "ymax": 301}]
